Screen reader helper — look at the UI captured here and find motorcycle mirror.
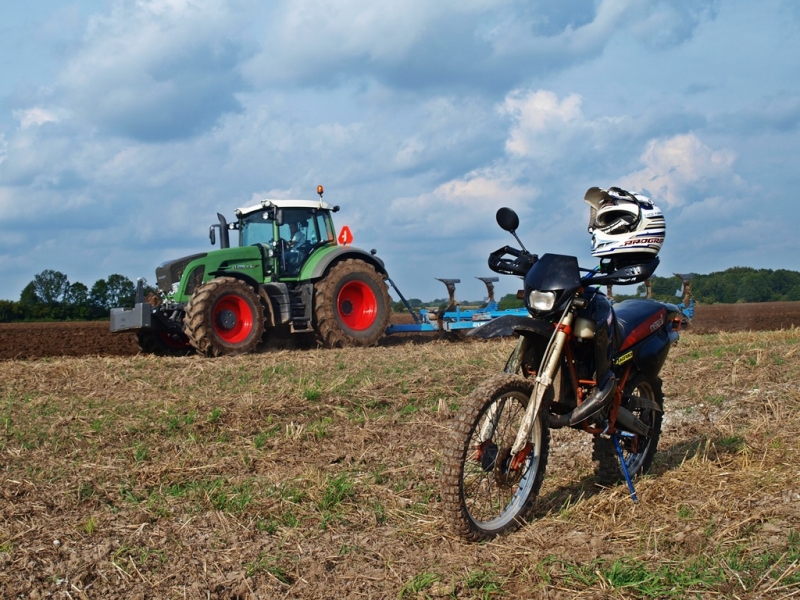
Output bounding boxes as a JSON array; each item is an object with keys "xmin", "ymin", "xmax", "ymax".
[
  {"xmin": 496, "ymin": 207, "xmax": 519, "ymax": 233},
  {"xmin": 496, "ymin": 206, "xmax": 529, "ymax": 254}
]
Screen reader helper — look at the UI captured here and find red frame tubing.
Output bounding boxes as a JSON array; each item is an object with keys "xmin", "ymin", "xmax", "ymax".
[
  {"xmin": 337, "ymin": 280, "xmax": 378, "ymax": 331},
  {"xmin": 212, "ymin": 294, "xmax": 254, "ymax": 344}
]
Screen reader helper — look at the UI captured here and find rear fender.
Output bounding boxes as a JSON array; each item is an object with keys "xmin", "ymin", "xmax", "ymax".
[{"xmin": 301, "ymin": 246, "xmax": 387, "ymax": 280}]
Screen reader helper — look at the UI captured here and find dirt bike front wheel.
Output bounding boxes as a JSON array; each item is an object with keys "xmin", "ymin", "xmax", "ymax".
[{"xmin": 441, "ymin": 374, "xmax": 550, "ymax": 541}]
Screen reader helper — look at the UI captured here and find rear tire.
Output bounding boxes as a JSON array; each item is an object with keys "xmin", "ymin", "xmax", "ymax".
[
  {"xmin": 441, "ymin": 374, "xmax": 550, "ymax": 541},
  {"xmin": 136, "ymin": 330, "xmax": 193, "ymax": 356},
  {"xmin": 183, "ymin": 277, "xmax": 265, "ymax": 357},
  {"xmin": 593, "ymin": 372, "xmax": 663, "ymax": 485},
  {"xmin": 313, "ymin": 259, "xmax": 390, "ymax": 348}
]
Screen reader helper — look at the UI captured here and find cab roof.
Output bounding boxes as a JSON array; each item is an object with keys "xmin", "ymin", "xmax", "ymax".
[{"xmin": 235, "ymin": 198, "xmax": 334, "ymax": 218}]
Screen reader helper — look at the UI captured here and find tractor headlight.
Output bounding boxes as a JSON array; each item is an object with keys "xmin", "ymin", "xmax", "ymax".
[{"xmin": 528, "ymin": 290, "xmax": 556, "ymax": 312}]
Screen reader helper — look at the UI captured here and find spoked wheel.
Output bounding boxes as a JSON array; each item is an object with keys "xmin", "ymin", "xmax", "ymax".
[
  {"xmin": 441, "ymin": 374, "xmax": 550, "ymax": 541},
  {"xmin": 593, "ymin": 372, "xmax": 664, "ymax": 485},
  {"xmin": 183, "ymin": 277, "xmax": 265, "ymax": 357}
]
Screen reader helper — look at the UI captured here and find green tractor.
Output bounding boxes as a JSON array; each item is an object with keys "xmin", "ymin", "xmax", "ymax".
[{"xmin": 111, "ymin": 186, "xmax": 391, "ymax": 356}]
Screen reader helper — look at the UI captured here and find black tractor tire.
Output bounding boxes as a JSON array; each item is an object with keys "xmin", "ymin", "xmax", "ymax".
[
  {"xmin": 136, "ymin": 330, "xmax": 193, "ymax": 356},
  {"xmin": 313, "ymin": 259, "xmax": 391, "ymax": 348},
  {"xmin": 593, "ymin": 372, "xmax": 664, "ymax": 486},
  {"xmin": 441, "ymin": 374, "xmax": 550, "ymax": 541},
  {"xmin": 183, "ymin": 277, "xmax": 265, "ymax": 357}
]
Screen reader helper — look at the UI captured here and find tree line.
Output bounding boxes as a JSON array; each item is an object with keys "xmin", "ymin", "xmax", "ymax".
[
  {"xmin": 0, "ymin": 269, "xmax": 140, "ymax": 322},
  {"xmin": 621, "ymin": 267, "xmax": 800, "ymax": 304},
  {"xmin": 3, "ymin": 265, "xmax": 799, "ymax": 323},
  {"xmin": 390, "ymin": 266, "xmax": 800, "ymax": 313}
]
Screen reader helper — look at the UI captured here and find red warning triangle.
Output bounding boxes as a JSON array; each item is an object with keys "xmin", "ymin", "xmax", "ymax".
[{"xmin": 338, "ymin": 225, "xmax": 353, "ymax": 245}]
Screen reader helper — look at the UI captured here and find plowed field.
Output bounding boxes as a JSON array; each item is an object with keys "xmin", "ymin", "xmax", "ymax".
[
  {"xmin": 1, "ymin": 301, "xmax": 799, "ymax": 359},
  {"xmin": 2, "ymin": 303, "xmax": 800, "ymax": 598}
]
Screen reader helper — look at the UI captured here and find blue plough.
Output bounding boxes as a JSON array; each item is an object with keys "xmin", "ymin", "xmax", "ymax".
[{"xmin": 385, "ymin": 277, "xmax": 528, "ymax": 334}]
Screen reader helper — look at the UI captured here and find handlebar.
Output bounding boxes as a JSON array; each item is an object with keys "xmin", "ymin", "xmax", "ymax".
[{"xmin": 488, "ymin": 246, "xmax": 538, "ymax": 276}]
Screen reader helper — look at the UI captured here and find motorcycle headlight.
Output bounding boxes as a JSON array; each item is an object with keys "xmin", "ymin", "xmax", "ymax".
[{"xmin": 528, "ymin": 290, "xmax": 556, "ymax": 311}]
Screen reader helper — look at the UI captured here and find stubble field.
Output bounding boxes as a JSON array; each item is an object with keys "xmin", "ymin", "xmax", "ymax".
[{"xmin": 1, "ymin": 303, "xmax": 800, "ymax": 598}]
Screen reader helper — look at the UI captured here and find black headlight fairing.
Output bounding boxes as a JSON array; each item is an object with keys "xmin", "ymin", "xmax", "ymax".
[{"xmin": 523, "ymin": 254, "xmax": 582, "ymax": 314}]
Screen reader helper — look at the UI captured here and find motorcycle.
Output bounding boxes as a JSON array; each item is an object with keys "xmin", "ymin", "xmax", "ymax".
[{"xmin": 441, "ymin": 207, "xmax": 682, "ymax": 541}]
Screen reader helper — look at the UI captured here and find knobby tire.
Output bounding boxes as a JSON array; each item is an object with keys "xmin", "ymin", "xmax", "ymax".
[
  {"xmin": 593, "ymin": 372, "xmax": 664, "ymax": 485},
  {"xmin": 441, "ymin": 374, "xmax": 550, "ymax": 541}
]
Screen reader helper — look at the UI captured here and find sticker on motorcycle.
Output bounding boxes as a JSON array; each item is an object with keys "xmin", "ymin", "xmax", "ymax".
[{"xmin": 615, "ymin": 350, "xmax": 633, "ymax": 365}]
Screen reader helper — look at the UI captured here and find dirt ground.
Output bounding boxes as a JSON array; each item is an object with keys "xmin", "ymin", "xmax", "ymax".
[
  {"xmin": 1, "ymin": 304, "xmax": 799, "ymax": 598},
  {"xmin": 1, "ymin": 301, "xmax": 799, "ymax": 360}
]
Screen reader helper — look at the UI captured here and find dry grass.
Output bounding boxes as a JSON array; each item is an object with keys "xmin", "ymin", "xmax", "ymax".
[{"xmin": 1, "ymin": 330, "xmax": 799, "ymax": 599}]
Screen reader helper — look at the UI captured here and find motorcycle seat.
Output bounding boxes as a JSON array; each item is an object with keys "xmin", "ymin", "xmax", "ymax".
[{"xmin": 613, "ymin": 300, "xmax": 667, "ymax": 352}]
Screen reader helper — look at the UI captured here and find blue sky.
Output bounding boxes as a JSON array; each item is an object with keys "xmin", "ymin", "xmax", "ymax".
[{"xmin": 2, "ymin": 0, "xmax": 799, "ymax": 304}]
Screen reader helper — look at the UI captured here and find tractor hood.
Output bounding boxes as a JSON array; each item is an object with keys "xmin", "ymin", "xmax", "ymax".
[{"xmin": 156, "ymin": 253, "xmax": 207, "ymax": 293}]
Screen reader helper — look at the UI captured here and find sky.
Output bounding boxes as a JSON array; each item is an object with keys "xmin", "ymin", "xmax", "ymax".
[{"xmin": 2, "ymin": 0, "xmax": 799, "ymax": 304}]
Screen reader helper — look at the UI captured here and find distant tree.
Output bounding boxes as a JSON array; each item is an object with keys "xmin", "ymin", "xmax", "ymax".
[
  {"xmin": 106, "ymin": 274, "xmax": 136, "ymax": 308},
  {"xmin": 498, "ymin": 293, "xmax": 524, "ymax": 310},
  {"xmin": 19, "ymin": 282, "xmax": 40, "ymax": 306},
  {"xmin": 90, "ymin": 274, "xmax": 136, "ymax": 315},
  {"xmin": 18, "ymin": 281, "xmax": 48, "ymax": 320},
  {"xmin": 90, "ymin": 278, "xmax": 110, "ymax": 312},
  {"xmin": 391, "ymin": 301, "xmax": 407, "ymax": 313},
  {"xmin": 33, "ymin": 269, "xmax": 70, "ymax": 305},
  {"xmin": 65, "ymin": 282, "xmax": 89, "ymax": 307},
  {"xmin": 65, "ymin": 282, "xmax": 91, "ymax": 320},
  {"xmin": 0, "ymin": 300, "xmax": 20, "ymax": 323}
]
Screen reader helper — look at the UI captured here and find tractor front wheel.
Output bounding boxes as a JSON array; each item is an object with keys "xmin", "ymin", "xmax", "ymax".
[
  {"xmin": 313, "ymin": 259, "xmax": 390, "ymax": 348},
  {"xmin": 183, "ymin": 277, "xmax": 265, "ymax": 357}
]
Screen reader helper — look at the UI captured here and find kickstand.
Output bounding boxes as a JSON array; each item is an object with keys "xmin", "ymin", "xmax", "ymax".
[{"xmin": 613, "ymin": 434, "xmax": 638, "ymax": 504}]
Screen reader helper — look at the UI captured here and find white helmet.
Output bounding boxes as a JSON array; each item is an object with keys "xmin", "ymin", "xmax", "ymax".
[{"xmin": 584, "ymin": 186, "xmax": 665, "ymax": 259}]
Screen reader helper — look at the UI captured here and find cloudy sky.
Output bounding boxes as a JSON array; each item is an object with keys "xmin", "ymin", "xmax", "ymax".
[{"xmin": 2, "ymin": 0, "xmax": 799, "ymax": 304}]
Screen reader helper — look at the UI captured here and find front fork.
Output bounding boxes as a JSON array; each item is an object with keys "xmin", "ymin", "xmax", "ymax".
[
  {"xmin": 509, "ymin": 311, "xmax": 573, "ymax": 455},
  {"xmin": 478, "ymin": 309, "xmax": 574, "ymax": 458}
]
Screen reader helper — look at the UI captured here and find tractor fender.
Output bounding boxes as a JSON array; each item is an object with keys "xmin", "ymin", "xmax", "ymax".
[
  {"xmin": 303, "ymin": 246, "xmax": 388, "ymax": 280},
  {"xmin": 467, "ymin": 314, "xmax": 552, "ymax": 340}
]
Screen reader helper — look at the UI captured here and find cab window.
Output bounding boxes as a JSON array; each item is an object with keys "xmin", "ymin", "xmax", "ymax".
[{"xmin": 240, "ymin": 211, "xmax": 275, "ymax": 246}]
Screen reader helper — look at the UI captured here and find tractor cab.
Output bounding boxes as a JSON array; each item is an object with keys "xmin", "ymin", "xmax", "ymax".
[{"xmin": 211, "ymin": 198, "xmax": 339, "ymax": 278}]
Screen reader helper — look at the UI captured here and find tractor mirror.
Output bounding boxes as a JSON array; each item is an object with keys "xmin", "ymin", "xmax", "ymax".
[
  {"xmin": 276, "ymin": 209, "xmax": 284, "ymax": 227},
  {"xmin": 209, "ymin": 226, "xmax": 216, "ymax": 246},
  {"xmin": 496, "ymin": 207, "xmax": 519, "ymax": 233}
]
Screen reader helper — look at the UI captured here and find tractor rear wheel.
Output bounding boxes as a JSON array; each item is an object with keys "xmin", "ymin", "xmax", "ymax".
[
  {"xmin": 183, "ymin": 277, "xmax": 265, "ymax": 357},
  {"xmin": 313, "ymin": 259, "xmax": 390, "ymax": 348},
  {"xmin": 136, "ymin": 330, "xmax": 193, "ymax": 356}
]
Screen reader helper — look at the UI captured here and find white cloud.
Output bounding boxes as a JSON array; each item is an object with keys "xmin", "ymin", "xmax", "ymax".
[
  {"xmin": 388, "ymin": 166, "xmax": 537, "ymax": 237},
  {"xmin": 243, "ymin": 0, "xmax": 717, "ymax": 90},
  {"xmin": 619, "ymin": 133, "xmax": 738, "ymax": 207},
  {"xmin": 55, "ymin": 0, "xmax": 253, "ymax": 141},
  {"xmin": 13, "ymin": 108, "xmax": 62, "ymax": 128},
  {"xmin": 500, "ymin": 90, "xmax": 584, "ymax": 156}
]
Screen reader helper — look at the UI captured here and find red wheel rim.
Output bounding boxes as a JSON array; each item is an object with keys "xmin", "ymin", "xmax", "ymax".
[
  {"xmin": 213, "ymin": 294, "xmax": 254, "ymax": 343},
  {"xmin": 337, "ymin": 281, "xmax": 378, "ymax": 331},
  {"xmin": 158, "ymin": 332, "xmax": 190, "ymax": 349}
]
